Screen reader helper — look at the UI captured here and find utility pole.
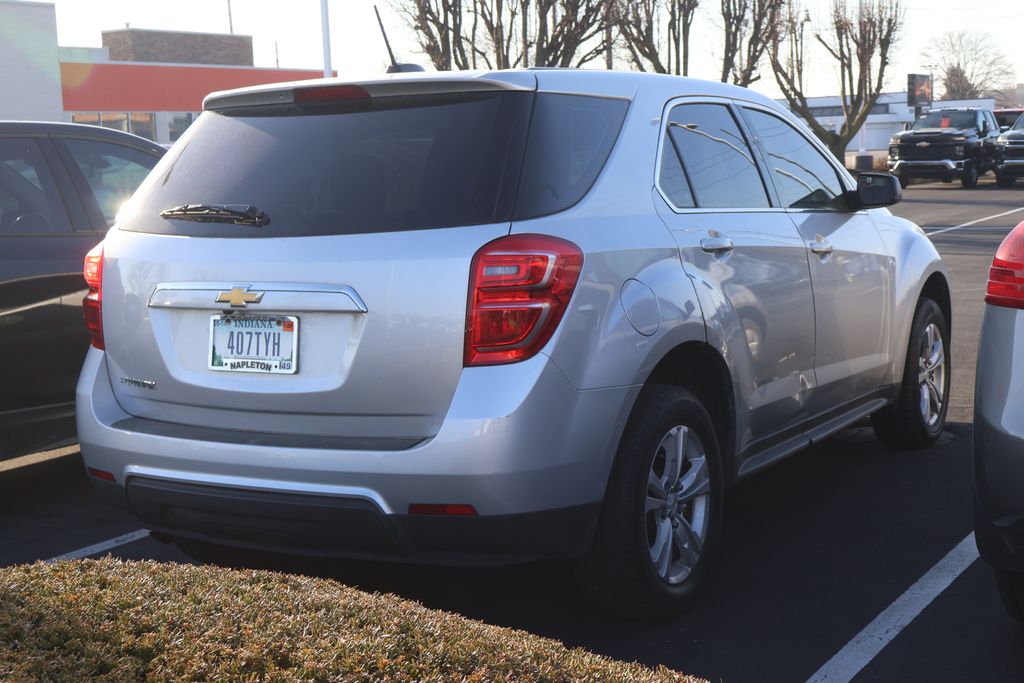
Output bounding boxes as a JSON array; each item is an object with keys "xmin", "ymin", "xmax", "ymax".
[
  {"xmin": 227, "ymin": 0, "xmax": 234, "ymax": 34},
  {"xmin": 321, "ymin": 0, "xmax": 332, "ymax": 78}
]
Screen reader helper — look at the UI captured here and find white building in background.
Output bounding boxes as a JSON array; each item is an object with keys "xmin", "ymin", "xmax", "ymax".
[
  {"xmin": 789, "ymin": 92, "xmax": 995, "ymax": 153},
  {"xmin": 0, "ymin": 0, "xmax": 65, "ymax": 121}
]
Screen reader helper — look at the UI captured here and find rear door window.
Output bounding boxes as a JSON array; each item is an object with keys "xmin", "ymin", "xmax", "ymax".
[
  {"xmin": 0, "ymin": 138, "xmax": 71, "ymax": 234},
  {"xmin": 662, "ymin": 103, "xmax": 770, "ymax": 209},
  {"xmin": 742, "ymin": 108, "xmax": 849, "ymax": 211},
  {"xmin": 63, "ymin": 138, "xmax": 159, "ymax": 226}
]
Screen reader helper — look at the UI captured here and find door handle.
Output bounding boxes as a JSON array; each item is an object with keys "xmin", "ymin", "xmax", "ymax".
[
  {"xmin": 810, "ymin": 234, "xmax": 833, "ymax": 255},
  {"xmin": 700, "ymin": 236, "xmax": 734, "ymax": 254}
]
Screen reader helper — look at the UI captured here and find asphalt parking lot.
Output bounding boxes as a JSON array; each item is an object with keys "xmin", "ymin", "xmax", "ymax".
[{"xmin": 2, "ymin": 175, "xmax": 1023, "ymax": 682}]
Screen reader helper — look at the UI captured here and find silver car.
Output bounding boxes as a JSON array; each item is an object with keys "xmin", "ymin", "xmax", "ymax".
[
  {"xmin": 77, "ymin": 69, "xmax": 951, "ymax": 619},
  {"xmin": 975, "ymin": 219, "xmax": 1024, "ymax": 624}
]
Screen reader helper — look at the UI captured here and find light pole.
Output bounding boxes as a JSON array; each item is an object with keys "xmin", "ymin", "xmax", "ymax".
[{"xmin": 321, "ymin": 0, "xmax": 332, "ymax": 78}]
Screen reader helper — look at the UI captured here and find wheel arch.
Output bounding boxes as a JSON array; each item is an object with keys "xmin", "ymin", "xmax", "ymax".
[
  {"xmin": 643, "ymin": 341, "xmax": 737, "ymax": 478},
  {"xmin": 920, "ymin": 270, "xmax": 952, "ymax": 331}
]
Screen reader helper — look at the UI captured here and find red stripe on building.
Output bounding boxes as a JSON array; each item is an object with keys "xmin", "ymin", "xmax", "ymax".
[{"xmin": 61, "ymin": 62, "xmax": 328, "ymax": 111}]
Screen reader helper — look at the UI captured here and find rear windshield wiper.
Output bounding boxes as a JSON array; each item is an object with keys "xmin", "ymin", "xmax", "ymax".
[{"xmin": 160, "ymin": 204, "xmax": 270, "ymax": 227}]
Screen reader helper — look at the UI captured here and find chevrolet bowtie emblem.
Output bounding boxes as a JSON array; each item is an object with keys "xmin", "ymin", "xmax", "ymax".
[
  {"xmin": 216, "ymin": 286, "xmax": 264, "ymax": 308},
  {"xmin": 916, "ymin": 141, "xmax": 931, "ymax": 147}
]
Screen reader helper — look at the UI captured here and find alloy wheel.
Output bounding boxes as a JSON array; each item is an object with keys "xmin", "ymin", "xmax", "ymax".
[
  {"xmin": 646, "ymin": 425, "xmax": 711, "ymax": 585},
  {"xmin": 917, "ymin": 322, "xmax": 946, "ymax": 427}
]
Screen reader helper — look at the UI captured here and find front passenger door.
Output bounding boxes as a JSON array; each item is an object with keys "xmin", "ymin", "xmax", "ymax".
[{"xmin": 741, "ymin": 107, "xmax": 893, "ymax": 426}]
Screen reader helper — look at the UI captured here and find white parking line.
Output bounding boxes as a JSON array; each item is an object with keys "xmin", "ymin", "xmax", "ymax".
[
  {"xmin": 45, "ymin": 528, "xmax": 151, "ymax": 563},
  {"xmin": 925, "ymin": 207, "xmax": 1024, "ymax": 235},
  {"xmin": 805, "ymin": 532, "xmax": 979, "ymax": 683}
]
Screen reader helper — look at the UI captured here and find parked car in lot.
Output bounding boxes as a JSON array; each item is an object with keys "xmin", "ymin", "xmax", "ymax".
[
  {"xmin": 77, "ymin": 70, "xmax": 951, "ymax": 618},
  {"xmin": 975, "ymin": 219, "xmax": 1024, "ymax": 624},
  {"xmin": 994, "ymin": 115, "xmax": 1024, "ymax": 188},
  {"xmin": 888, "ymin": 107, "xmax": 1001, "ymax": 188},
  {"xmin": 0, "ymin": 122, "xmax": 163, "ymax": 459}
]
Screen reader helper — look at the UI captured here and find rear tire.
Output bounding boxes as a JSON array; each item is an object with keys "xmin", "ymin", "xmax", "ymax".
[
  {"xmin": 996, "ymin": 173, "xmax": 1015, "ymax": 189},
  {"xmin": 872, "ymin": 297, "xmax": 950, "ymax": 449},
  {"xmin": 576, "ymin": 385, "xmax": 724, "ymax": 620},
  {"xmin": 995, "ymin": 569, "xmax": 1024, "ymax": 626},
  {"xmin": 961, "ymin": 160, "xmax": 979, "ymax": 188}
]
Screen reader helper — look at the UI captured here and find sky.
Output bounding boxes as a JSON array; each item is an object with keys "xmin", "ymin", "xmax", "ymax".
[{"xmin": 46, "ymin": 0, "xmax": 1024, "ymax": 101}]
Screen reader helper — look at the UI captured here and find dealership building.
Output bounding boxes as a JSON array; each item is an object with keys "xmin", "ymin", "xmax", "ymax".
[{"xmin": 0, "ymin": 0, "xmax": 327, "ymax": 144}]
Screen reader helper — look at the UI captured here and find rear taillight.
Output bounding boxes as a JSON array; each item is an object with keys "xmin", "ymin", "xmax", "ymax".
[
  {"xmin": 986, "ymin": 221, "xmax": 1024, "ymax": 309},
  {"xmin": 83, "ymin": 242, "xmax": 104, "ymax": 349},
  {"xmin": 465, "ymin": 234, "xmax": 583, "ymax": 366}
]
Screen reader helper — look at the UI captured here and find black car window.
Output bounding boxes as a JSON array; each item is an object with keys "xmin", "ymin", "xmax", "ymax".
[
  {"xmin": 0, "ymin": 138, "xmax": 70, "ymax": 234},
  {"xmin": 664, "ymin": 103, "xmax": 769, "ymax": 209},
  {"xmin": 63, "ymin": 139, "xmax": 159, "ymax": 226},
  {"xmin": 912, "ymin": 110, "xmax": 976, "ymax": 130},
  {"xmin": 743, "ymin": 108, "xmax": 849, "ymax": 211}
]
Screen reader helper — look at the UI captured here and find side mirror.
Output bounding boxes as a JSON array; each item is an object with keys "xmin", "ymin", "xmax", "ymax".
[
  {"xmin": 856, "ymin": 172, "xmax": 902, "ymax": 209},
  {"xmin": 903, "ymin": 122, "xmax": 912, "ymax": 131}
]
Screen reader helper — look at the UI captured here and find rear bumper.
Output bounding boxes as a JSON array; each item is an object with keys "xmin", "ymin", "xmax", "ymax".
[
  {"xmin": 115, "ymin": 476, "xmax": 599, "ymax": 564},
  {"xmin": 973, "ymin": 305, "xmax": 1024, "ymax": 570},
  {"xmin": 77, "ymin": 349, "xmax": 637, "ymax": 563}
]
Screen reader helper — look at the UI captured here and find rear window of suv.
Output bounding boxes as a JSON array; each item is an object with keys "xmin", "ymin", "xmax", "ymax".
[{"xmin": 120, "ymin": 91, "xmax": 628, "ymax": 237}]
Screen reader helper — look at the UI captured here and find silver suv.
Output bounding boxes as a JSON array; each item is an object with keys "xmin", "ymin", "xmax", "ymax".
[{"xmin": 77, "ymin": 70, "xmax": 951, "ymax": 618}]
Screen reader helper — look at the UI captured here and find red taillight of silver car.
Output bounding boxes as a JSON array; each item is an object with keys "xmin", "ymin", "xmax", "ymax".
[
  {"xmin": 83, "ymin": 242, "xmax": 104, "ymax": 349},
  {"xmin": 987, "ymin": 221, "xmax": 1024, "ymax": 309},
  {"xmin": 464, "ymin": 234, "xmax": 583, "ymax": 367}
]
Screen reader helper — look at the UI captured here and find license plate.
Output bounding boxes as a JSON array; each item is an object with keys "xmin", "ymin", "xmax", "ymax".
[{"xmin": 209, "ymin": 314, "xmax": 298, "ymax": 374}]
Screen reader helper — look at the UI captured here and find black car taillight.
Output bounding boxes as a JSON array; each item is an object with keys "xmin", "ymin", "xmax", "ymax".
[{"xmin": 83, "ymin": 242, "xmax": 104, "ymax": 349}]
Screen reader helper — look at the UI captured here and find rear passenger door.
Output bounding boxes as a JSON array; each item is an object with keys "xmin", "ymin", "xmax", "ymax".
[
  {"xmin": 654, "ymin": 99, "xmax": 817, "ymax": 459},
  {"xmin": 740, "ymin": 106, "xmax": 893, "ymax": 427},
  {"xmin": 0, "ymin": 136, "xmax": 93, "ymax": 414}
]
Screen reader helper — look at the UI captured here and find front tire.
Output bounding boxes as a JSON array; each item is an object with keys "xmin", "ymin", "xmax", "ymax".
[
  {"xmin": 872, "ymin": 297, "xmax": 950, "ymax": 449},
  {"xmin": 996, "ymin": 173, "xmax": 1015, "ymax": 189},
  {"xmin": 961, "ymin": 159, "xmax": 979, "ymax": 188},
  {"xmin": 995, "ymin": 569, "xmax": 1024, "ymax": 625},
  {"xmin": 577, "ymin": 386, "xmax": 724, "ymax": 620}
]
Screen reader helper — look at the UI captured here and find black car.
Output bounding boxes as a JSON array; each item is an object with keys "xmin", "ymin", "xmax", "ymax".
[
  {"xmin": 995, "ymin": 114, "xmax": 1024, "ymax": 188},
  {"xmin": 888, "ymin": 108, "xmax": 1001, "ymax": 188},
  {"xmin": 0, "ymin": 122, "xmax": 164, "ymax": 459}
]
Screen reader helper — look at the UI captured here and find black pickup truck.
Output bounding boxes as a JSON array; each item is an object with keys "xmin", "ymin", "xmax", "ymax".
[{"xmin": 887, "ymin": 108, "xmax": 1001, "ymax": 188}]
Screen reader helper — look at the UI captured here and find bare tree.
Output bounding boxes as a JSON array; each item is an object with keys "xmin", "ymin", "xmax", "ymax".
[
  {"xmin": 720, "ymin": 0, "xmax": 785, "ymax": 86},
  {"xmin": 616, "ymin": 0, "xmax": 700, "ymax": 75},
  {"xmin": 395, "ymin": 0, "xmax": 475, "ymax": 70},
  {"xmin": 770, "ymin": 0, "xmax": 903, "ymax": 160},
  {"xmin": 922, "ymin": 31, "xmax": 1015, "ymax": 101},
  {"xmin": 399, "ymin": 0, "xmax": 612, "ymax": 70}
]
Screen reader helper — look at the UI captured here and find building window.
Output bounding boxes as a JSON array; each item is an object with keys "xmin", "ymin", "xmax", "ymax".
[
  {"xmin": 100, "ymin": 112, "xmax": 128, "ymax": 133},
  {"xmin": 169, "ymin": 112, "xmax": 199, "ymax": 142},
  {"xmin": 129, "ymin": 112, "xmax": 155, "ymax": 141},
  {"xmin": 72, "ymin": 112, "xmax": 100, "ymax": 127}
]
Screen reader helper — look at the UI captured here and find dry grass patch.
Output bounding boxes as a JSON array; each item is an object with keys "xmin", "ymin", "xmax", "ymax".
[{"xmin": 0, "ymin": 558, "xmax": 705, "ymax": 682}]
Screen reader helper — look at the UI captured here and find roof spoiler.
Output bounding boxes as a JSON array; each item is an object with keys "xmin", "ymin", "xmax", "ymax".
[{"xmin": 204, "ymin": 71, "xmax": 537, "ymax": 112}]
